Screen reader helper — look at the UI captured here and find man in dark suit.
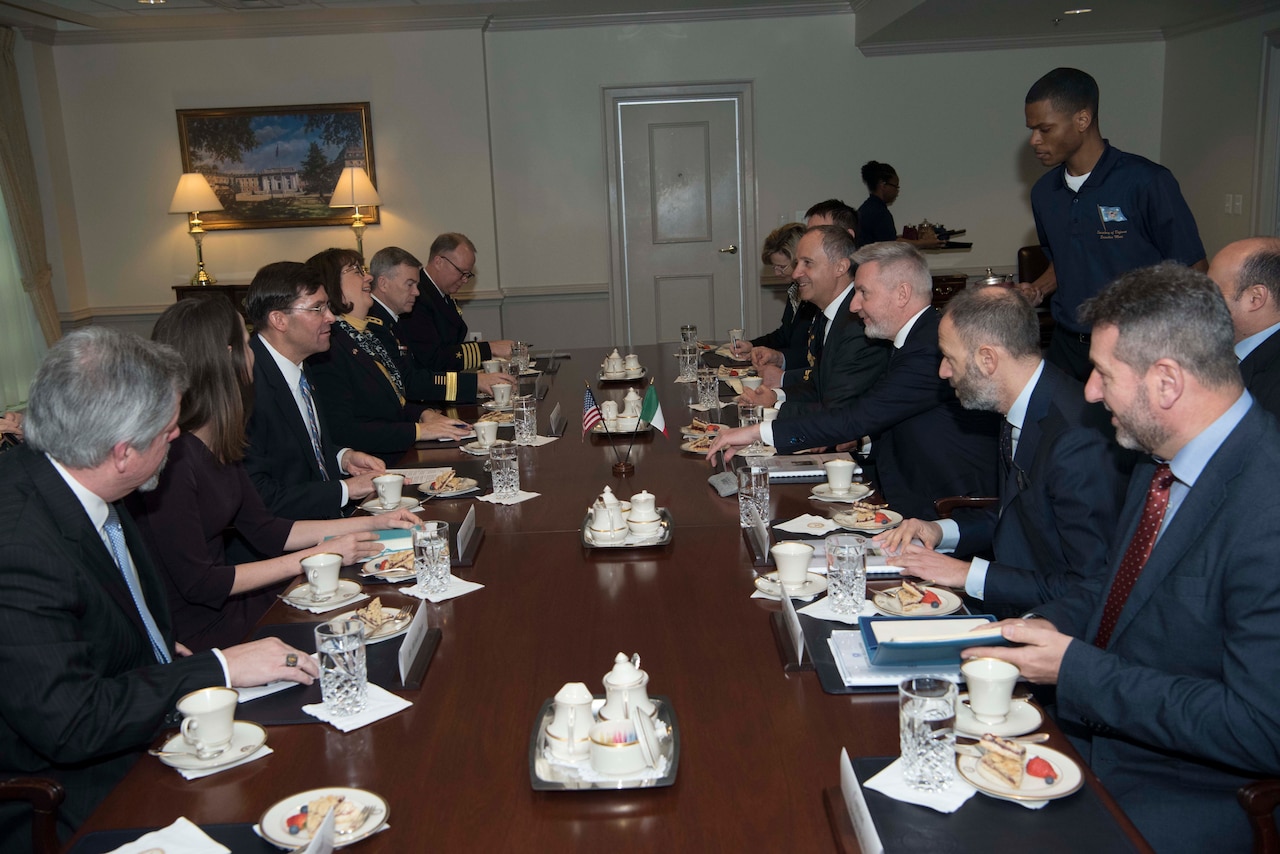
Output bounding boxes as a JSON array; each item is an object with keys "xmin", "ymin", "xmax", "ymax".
[
  {"xmin": 396, "ymin": 232, "xmax": 514, "ymax": 371},
  {"xmin": 709, "ymin": 242, "xmax": 999, "ymax": 520},
  {"xmin": 968, "ymin": 264, "xmax": 1280, "ymax": 853},
  {"xmin": 738, "ymin": 226, "xmax": 890, "ymax": 417},
  {"xmin": 367, "ymin": 245, "xmax": 514, "ymax": 403},
  {"xmin": 244, "ymin": 262, "xmax": 387, "ymax": 519},
  {"xmin": 0, "ymin": 328, "xmax": 315, "ymax": 848},
  {"xmin": 1208, "ymin": 236, "xmax": 1280, "ymax": 419},
  {"xmin": 876, "ymin": 286, "xmax": 1131, "ymax": 613}
]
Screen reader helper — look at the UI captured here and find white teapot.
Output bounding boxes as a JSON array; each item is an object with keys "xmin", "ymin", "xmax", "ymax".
[
  {"xmin": 622, "ymin": 388, "xmax": 642, "ymax": 418},
  {"xmin": 603, "ymin": 349, "xmax": 624, "ymax": 376},
  {"xmin": 599, "ymin": 652, "xmax": 655, "ymax": 721},
  {"xmin": 588, "ymin": 487, "xmax": 629, "ymax": 544}
]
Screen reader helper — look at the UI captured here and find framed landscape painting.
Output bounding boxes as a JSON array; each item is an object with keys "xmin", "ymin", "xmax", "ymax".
[{"xmin": 176, "ymin": 102, "xmax": 377, "ymax": 231}]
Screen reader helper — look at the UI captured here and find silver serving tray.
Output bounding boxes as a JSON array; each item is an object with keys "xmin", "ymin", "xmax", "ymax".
[
  {"xmin": 580, "ymin": 508, "xmax": 673, "ymax": 549},
  {"xmin": 528, "ymin": 695, "xmax": 680, "ymax": 791},
  {"xmin": 597, "ymin": 367, "xmax": 648, "ymax": 383}
]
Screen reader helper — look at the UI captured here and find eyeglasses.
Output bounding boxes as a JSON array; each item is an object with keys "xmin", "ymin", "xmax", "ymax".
[
  {"xmin": 341, "ymin": 264, "xmax": 370, "ymax": 277},
  {"xmin": 440, "ymin": 255, "xmax": 475, "ymax": 282},
  {"xmin": 286, "ymin": 302, "xmax": 332, "ymax": 317},
  {"xmin": 771, "ymin": 262, "xmax": 793, "ymax": 274}
]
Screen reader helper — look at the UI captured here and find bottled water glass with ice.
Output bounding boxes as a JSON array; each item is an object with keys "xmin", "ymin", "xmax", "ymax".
[{"xmin": 899, "ymin": 677, "xmax": 956, "ymax": 791}]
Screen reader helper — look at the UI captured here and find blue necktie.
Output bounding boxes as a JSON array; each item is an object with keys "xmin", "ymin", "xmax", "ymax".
[
  {"xmin": 103, "ymin": 505, "xmax": 171, "ymax": 664},
  {"xmin": 298, "ymin": 371, "xmax": 330, "ymax": 481}
]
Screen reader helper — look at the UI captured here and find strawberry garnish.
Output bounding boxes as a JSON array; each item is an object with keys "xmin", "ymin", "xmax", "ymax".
[
  {"xmin": 920, "ymin": 589, "xmax": 942, "ymax": 608},
  {"xmin": 874, "ymin": 511, "xmax": 891, "ymax": 525},
  {"xmin": 1026, "ymin": 756, "xmax": 1057, "ymax": 784}
]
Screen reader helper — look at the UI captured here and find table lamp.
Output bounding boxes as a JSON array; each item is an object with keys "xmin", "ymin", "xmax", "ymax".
[
  {"xmin": 329, "ymin": 166, "xmax": 381, "ymax": 258},
  {"xmin": 169, "ymin": 173, "xmax": 223, "ymax": 285}
]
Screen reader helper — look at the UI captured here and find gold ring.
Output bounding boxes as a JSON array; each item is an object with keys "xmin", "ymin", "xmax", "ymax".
[{"xmin": 285, "ymin": 653, "xmax": 299, "ymax": 668}]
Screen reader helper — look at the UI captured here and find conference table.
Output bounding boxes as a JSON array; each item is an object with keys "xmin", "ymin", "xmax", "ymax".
[{"xmin": 69, "ymin": 344, "xmax": 1151, "ymax": 852}]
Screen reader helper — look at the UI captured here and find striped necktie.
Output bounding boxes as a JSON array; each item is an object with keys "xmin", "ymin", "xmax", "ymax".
[
  {"xmin": 103, "ymin": 505, "xmax": 171, "ymax": 664},
  {"xmin": 298, "ymin": 371, "xmax": 330, "ymax": 481},
  {"xmin": 807, "ymin": 314, "xmax": 828, "ymax": 367}
]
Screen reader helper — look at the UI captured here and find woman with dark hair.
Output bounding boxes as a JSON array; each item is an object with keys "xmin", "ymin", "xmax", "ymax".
[
  {"xmin": 857, "ymin": 161, "xmax": 943, "ymax": 249},
  {"xmin": 305, "ymin": 248, "xmax": 470, "ymax": 461},
  {"xmin": 128, "ymin": 297, "xmax": 420, "ymax": 651}
]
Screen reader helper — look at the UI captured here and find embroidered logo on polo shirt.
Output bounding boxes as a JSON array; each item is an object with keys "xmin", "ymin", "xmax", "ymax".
[{"xmin": 1098, "ymin": 206, "xmax": 1127, "ymax": 223}]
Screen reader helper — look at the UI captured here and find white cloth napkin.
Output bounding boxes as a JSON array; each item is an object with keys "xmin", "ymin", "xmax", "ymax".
[
  {"xmin": 302, "ymin": 682, "xmax": 412, "ymax": 732},
  {"xmin": 280, "ymin": 592, "xmax": 369, "ymax": 615},
  {"xmin": 399, "ymin": 575, "xmax": 485, "ymax": 603},
  {"xmin": 864, "ymin": 758, "xmax": 976, "ymax": 813},
  {"xmin": 774, "ymin": 514, "xmax": 841, "ymax": 535},
  {"xmin": 673, "ymin": 376, "xmax": 697, "ymax": 384},
  {"xmin": 105, "ymin": 817, "xmax": 230, "ymax": 854},
  {"xmin": 479, "ymin": 490, "xmax": 540, "ymax": 505},
  {"xmin": 797, "ymin": 598, "xmax": 877, "ymax": 625},
  {"xmin": 525, "ymin": 435, "xmax": 559, "ymax": 447},
  {"xmin": 724, "ymin": 377, "xmax": 744, "ymax": 395},
  {"xmin": 179, "ymin": 745, "xmax": 274, "ymax": 781}
]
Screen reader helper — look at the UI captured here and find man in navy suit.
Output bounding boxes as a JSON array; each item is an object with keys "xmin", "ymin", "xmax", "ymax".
[
  {"xmin": 0, "ymin": 328, "xmax": 315, "ymax": 847},
  {"xmin": 738, "ymin": 226, "xmax": 889, "ymax": 417},
  {"xmin": 708, "ymin": 242, "xmax": 998, "ymax": 520},
  {"xmin": 876, "ymin": 286, "xmax": 1131, "ymax": 614},
  {"xmin": 244, "ymin": 262, "xmax": 387, "ymax": 519},
  {"xmin": 396, "ymin": 233, "xmax": 514, "ymax": 371},
  {"xmin": 969, "ymin": 264, "xmax": 1280, "ymax": 853},
  {"xmin": 1208, "ymin": 236, "xmax": 1280, "ymax": 419}
]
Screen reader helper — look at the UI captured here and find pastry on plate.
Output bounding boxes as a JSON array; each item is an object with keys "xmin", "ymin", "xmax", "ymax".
[{"xmin": 976, "ymin": 733, "xmax": 1025, "ymax": 789}]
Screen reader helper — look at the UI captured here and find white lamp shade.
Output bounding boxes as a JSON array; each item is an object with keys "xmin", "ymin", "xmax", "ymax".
[
  {"xmin": 329, "ymin": 166, "xmax": 382, "ymax": 209},
  {"xmin": 169, "ymin": 173, "xmax": 223, "ymax": 214}
]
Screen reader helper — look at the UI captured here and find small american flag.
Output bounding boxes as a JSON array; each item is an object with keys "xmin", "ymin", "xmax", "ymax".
[{"xmin": 582, "ymin": 388, "xmax": 603, "ymax": 438}]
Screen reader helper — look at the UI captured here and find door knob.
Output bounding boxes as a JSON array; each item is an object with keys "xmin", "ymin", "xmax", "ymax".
[{"xmin": 718, "ymin": 244, "xmax": 738, "ymax": 255}]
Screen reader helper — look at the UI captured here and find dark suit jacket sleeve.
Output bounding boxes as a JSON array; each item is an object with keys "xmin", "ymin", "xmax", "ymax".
[
  {"xmin": 771, "ymin": 318, "xmax": 951, "ymax": 451},
  {"xmin": 780, "ymin": 320, "xmax": 889, "ymax": 417},
  {"xmin": 244, "ymin": 343, "xmax": 346, "ymax": 520},
  {"xmin": 980, "ymin": 422, "xmax": 1123, "ymax": 607},
  {"xmin": 1241, "ymin": 333, "xmax": 1280, "ymax": 421}
]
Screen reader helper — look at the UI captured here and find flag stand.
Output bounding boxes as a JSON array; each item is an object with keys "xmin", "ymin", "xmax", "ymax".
[{"xmin": 611, "ymin": 460, "xmax": 635, "ymax": 476}]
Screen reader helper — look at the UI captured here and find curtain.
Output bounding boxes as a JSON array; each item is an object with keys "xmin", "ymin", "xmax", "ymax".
[
  {"xmin": 0, "ymin": 196, "xmax": 44, "ymax": 408},
  {"xmin": 0, "ymin": 27, "xmax": 59, "ymax": 348}
]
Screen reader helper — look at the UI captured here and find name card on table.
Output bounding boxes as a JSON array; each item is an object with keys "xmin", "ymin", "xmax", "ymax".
[
  {"xmin": 457, "ymin": 506, "xmax": 477, "ymax": 557},
  {"xmin": 779, "ymin": 589, "xmax": 806, "ymax": 668},
  {"xmin": 841, "ymin": 748, "xmax": 884, "ymax": 854},
  {"xmin": 749, "ymin": 506, "xmax": 770, "ymax": 561},
  {"xmin": 548, "ymin": 402, "xmax": 566, "ymax": 437},
  {"xmin": 399, "ymin": 606, "xmax": 431, "ymax": 686}
]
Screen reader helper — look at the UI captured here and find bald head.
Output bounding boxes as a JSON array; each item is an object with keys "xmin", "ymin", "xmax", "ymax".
[{"xmin": 1208, "ymin": 237, "xmax": 1280, "ymax": 342}]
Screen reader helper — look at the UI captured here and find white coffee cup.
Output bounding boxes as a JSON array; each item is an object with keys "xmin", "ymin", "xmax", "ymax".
[
  {"xmin": 824, "ymin": 459, "xmax": 857, "ymax": 495},
  {"xmin": 482, "ymin": 359, "xmax": 501, "ymax": 373},
  {"xmin": 740, "ymin": 375, "xmax": 763, "ymax": 391},
  {"xmin": 960, "ymin": 657, "xmax": 1021, "ymax": 724},
  {"xmin": 372, "ymin": 473, "xmax": 404, "ymax": 509},
  {"xmin": 475, "ymin": 420, "xmax": 499, "ymax": 448},
  {"xmin": 492, "ymin": 383, "xmax": 513, "ymax": 407},
  {"xmin": 301, "ymin": 552, "xmax": 342, "ymax": 602},
  {"xmin": 770, "ymin": 541, "xmax": 815, "ymax": 587},
  {"xmin": 177, "ymin": 686, "xmax": 239, "ymax": 760}
]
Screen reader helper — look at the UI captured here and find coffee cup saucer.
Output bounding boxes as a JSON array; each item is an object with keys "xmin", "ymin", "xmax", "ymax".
[
  {"xmin": 155, "ymin": 720, "xmax": 267, "ymax": 770},
  {"xmin": 754, "ymin": 571, "xmax": 828, "ymax": 600},
  {"xmin": 282, "ymin": 579, "xmax": 364, "ymax": 609},
  {"xmin": 358, "ymin": 496, "xmax": 422, "ymax": 514},
  {"xmin": 954, "ymin": 692, "xmax": 1043, "ymax": 737},
  {"xmin": 461, "ymin": 441, "xmax": 492, "ymax": 456},
  {"xmin": 809, "ymin": 483, "xmax": 872, "ymax": 503},
  {"xmin": 483, "ymin": 400, "xmax": 515, "ymax": 412}
]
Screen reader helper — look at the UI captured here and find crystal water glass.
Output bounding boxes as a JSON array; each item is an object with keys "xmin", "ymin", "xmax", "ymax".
[
  {"xmin": 680, "ymin": 324, "xmax": 698, "ymax": 345},
  {"xmin": 824, "ymin": 534, "xmax": 867, "ymax": 615},
  {"xmin": 514, "ymin": 395, "xmax": 537, "ymax": 445},
  {"xmin": 738, "ymin": 402, "xmax": 766, "ymax": 457},
  {"xmin": 315, "ymin": 619, "xmax": 368, "ymax": 717},
  {"xmin": 737, "ymin": 465, "xmax": 770, "ymax": 529},
  {"xmin": 899, "ymin": 677, "xmax": 957, "ymax": 791},
  {"xmin": 511, "ymin": 341, "xmax": 530, "ymax": 373},
  {"xmin": 676, "ymin": 344, "xmax": 698, "ymax": 381},
  {"xmin": 489, "ymin": 440, "xmax": 520, "ymax": 498},
  {"xmin": 413, "ymin": 520, "xmax": 451, "ymax": 595},
  {"xmin": 697, "ymin": 366, "xmax": 719, "ymax": 410}
]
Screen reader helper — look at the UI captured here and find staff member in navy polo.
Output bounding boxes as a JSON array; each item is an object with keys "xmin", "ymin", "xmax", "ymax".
[{"xmin": 1019, "ymin": 67, "xmax": 1206, "ymax": 381}]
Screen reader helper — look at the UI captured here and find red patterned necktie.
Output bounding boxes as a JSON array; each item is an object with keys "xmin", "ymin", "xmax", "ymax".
[{"xmin": 1093, "ymin": 463, "xmax": 1175, "ymax": 648}]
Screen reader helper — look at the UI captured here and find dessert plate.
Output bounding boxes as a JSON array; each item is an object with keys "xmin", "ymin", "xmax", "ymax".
[
  {"xmin": 955, "ymin": 694, "xmax": 1044, "ymax": 737},
  {"xmin": 259, "ymin": 787, "xmax": 389, "ymax": 848},
  {"xmin": 155, "ymin": 721, "xmax": 267, "ymax": 771},
  {"xmin": 753, "ymin": 571, "xmax": 828, "ymax": 600},
  {"xmin": 956, "ymin": 744, "xmax": 1083, "ymax": 802},
  {"xmin": 282, "ymin": 579, "xmax": 364, "ymax": 610},
  {"xmin": 833, "ymin": 508, "xmax": 903, "ymax": 533},
  {"xmin": 809, "ymin": 483, "xmax": 872, "ymax": 503},
  {"xmin": 873, "ymin": 586, "xmax": 963, "ymax": 617},
  {"xmin": 680, "ymin": 440, "xmax": 715, "ymax": 455},
  {"xmin": 420, "ymin": 477, "xmax": 479, "ymax": 498},
  {"xmin": 333, "ymin": 605, "xmax": 414, "ymax": 644},
  {"xmin": 358, "ymin": 496, "xmax": 421, "ymax": 514}
]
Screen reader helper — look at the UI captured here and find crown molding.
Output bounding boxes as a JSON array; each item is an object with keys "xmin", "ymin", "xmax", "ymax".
[
  {"xmin": 858, "ymin": 28, "xmax": 1163, "ymax": 57},
  {"xmin": 1162, "ymin": 1, "xmax": 1280, "ymax": 40},
  {"xmin": 485, "ymin": 2, "xmax": 849, "ymax": 32}
]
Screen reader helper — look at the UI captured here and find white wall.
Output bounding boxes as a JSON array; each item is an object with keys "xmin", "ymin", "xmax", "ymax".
[
  {"xmin": 1161, "ymin": 11, "xmax": 1280, "ymax": 259},
  {"xmin": 15, "ymin": 14, "xmax": 1171, "ymax": 344}
]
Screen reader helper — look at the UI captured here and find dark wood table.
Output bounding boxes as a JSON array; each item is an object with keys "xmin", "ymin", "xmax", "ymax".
[{"xmin": 70, "ymin": 344, "xmax": 1150, "ymax": 852}]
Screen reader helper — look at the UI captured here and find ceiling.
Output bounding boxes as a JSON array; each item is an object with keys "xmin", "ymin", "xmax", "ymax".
[{"xmin": 0, "ymin": 0, "xmax": 1275, "ymax": 48}]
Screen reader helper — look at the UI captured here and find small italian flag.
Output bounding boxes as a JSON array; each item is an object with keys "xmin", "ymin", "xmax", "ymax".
[{"xmin": 639, "ymin": 383, "xmax": 667, "ymax": 436}]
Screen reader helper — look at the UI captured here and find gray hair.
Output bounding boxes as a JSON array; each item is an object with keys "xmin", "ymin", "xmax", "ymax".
[
  {"xmin": 23, "ymin": 327, "xmax": 188, "ymax": 468},
  {"xmin": 1079, "ymin": 263, "xmax": 1240, "ymax": 390},
  {"xmin": 806, "ymin": 225, "xmax": 858, "ymax": 269},
  {"xmin": 943, "ymin": 286, "xmax": 1040, "ymax": 359},
  {"xmin": 1236, "ymin": 239, "xmax": 1280, "ymax": 304},
  {"xmin": 851, "ymin": 241, "xmax": 932, "ymax": 301},
  {"xmin": 369, "ymin": 246, "xmax": 422, "ymax": 285}
]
